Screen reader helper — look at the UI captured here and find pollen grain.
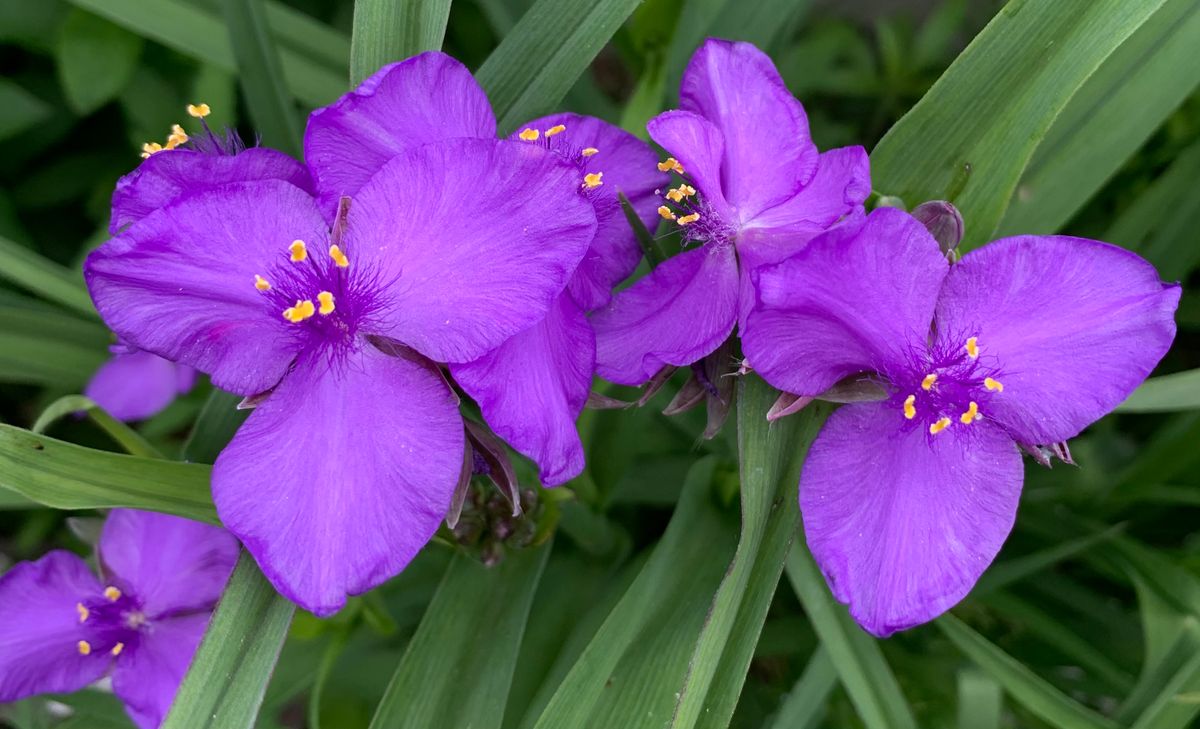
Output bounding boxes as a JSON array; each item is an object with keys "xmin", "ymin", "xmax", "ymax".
[
  {"xmin": 545, "ymin": 124, "xmax": 566, "ymax": 137},
  {"xmin": 657, "ymin": 205, "xmax": 677, "ymax": 221},
  {"xmin": 186, "ymin": 103, "xmax": 211, "ymax": 118},
  {"xmin": 984, "ymin": 377, "xmax": 1004, "ymax": 393},
  {"xmin": 317, "ymin": 291, "xmax": 335, "ymax": 315},
  {"xmin": 583, "ymin": 172, "xmax": 603, "ymax": 188},
  {"xmin": 921, "ymin": 373, "xmax": 938, "ymax": 391},
  {"xmin": 76, "ymin": 603, "xmax": 89, "ymax": 623},
  {"xmin": 329, "ymin": 244, "xmax": 349, "ymax": 268},
  {"xmin": 677, "ymin": 212, "xmax": 700, "ymax": 225},
  {"xmin": 960, "ymin": 401, "xmax": 979, "ymax": 424},
  {"xmin": 966, "ymin": 336, "xmax": 979, "ymax": 359},
  {"xmin": 518, "ymin": 128, "xmax": 539, "ymax": 141},
  {"xmin": 903, "ymin": 394, "xmax": 916, "ymax": 420},
  {"xmin": 929, "ymin": 417, "xmax": 952, "ymax": 435},
  {"xmin": 104, "ymin": 586, "xmax": 121, "ymax": 601},
  {"xmin": 289, "ymin": 240, "xmax": 308, "ymax": 262},
  {"xmin": 254, "ymin": 275, "xmax": 270, "ymax": 292},
  {"xmin": 77, "ymin": 640, "xmax": 92, "ymax": 656},
  {"xmin": 581, "ymin": 147, "xmax": 599, "ymax": 157}
]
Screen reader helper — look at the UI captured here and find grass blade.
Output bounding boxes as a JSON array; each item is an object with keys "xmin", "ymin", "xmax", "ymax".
[
  {"xmin": 0, "ymin": 233, "xmax": 96, "ymax": 318},
  {"xmin": 218, "ymin": 0, "xmax": 302, "ymax": 155},
  {"xmin": 350, "ymin": 0, "xmax": 452, "ymax": 85},
  {"xmin": 33, "ymin": 395, "xmax": 162, "ymax": 459},
  {"xmin": 766, "ymin": 646, "xmax": 838, "ymax": 729},
  {"xmin": 1117, "ymin": 370, "xmax": 1200, "ymax": 413}
]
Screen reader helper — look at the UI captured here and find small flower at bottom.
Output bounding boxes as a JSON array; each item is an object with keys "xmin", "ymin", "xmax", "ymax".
[
  {"xmin": 742, "ymin": 207, "xmax": 1180, "ymax": 637},
  {"xmin": 85, "ymin": 342, "xmax": 196, "ymax": 422},
  {"xmin": 0, "ymin": 510, "xmax": 237, "ymax": 729}
]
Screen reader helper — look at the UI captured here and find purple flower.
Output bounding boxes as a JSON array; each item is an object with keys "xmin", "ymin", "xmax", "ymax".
[
  {"xmin": 85, "ymin": 343, "xmax": 196, "ymax": 422},
  {"xmin": 0, "ymin": 509, "xmax": 238, "ymax": 728},
  {"xmin": 742, "ymin": 207, "xmax": 1180, "ymax": 637},
  {"xmin": 86, "ymin": 93, "xmax": 597, "ymax": 614},
  {"xmin": 305, "ymin": 52, "xmax": 665, "ymax": 485},
  {"xmin": 590, "ymin": 38, "xmax": 871, "ymax": 387}
]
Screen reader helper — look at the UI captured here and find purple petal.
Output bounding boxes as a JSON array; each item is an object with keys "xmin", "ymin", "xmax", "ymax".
[
  {"xmin": 346, "ymin": 138, "xmax": 596, "ymax": 363},
  {"xmin": 85, "ymin": 180, "xmax": 324, "ymax": 396},
  {"xmin": 305, "ymin": 52, "xmax": 497, "ymax": 218},
  {"xmin": 85, "ymin": 350, "xmax": 185, "ymax": 422},
  {"xmin": 450, "ymin": 293, "xmax": 593, "ymax": 486},
  {"xmin": 0, "ymin": 552, "xmax": 110, "ymax": 702},
  {"xmin": 935, "ymin": 235, "xmax": 1180, "ymax": 445},
  {"xmin": 801, "ymin": 401, "xmax": 1023, "ymax": 637},
  {"xmin": 592, "ymin": 243, "xmax": 738, "ymax": 386},
  {"xmin": 520, "ymin": 112, "xmax": 668, "ymax": 311},
  {"xmin": 97, "ymin": 509, "xmax": 238, "ymax": 618},
  {"xmin": 213, "ymin": 344, "xmax": 463, "ymax": 616},
  {"xmin": 743, "ymin": 208, "xmax": 947, "ymax": 396},
  {"xmin": 745, "ymin": 146, "xmax": 870, "ymax": 235},
  {"xmin": 679, "ymin": 38, "xmax": 818, "ymax": 221},
  {"xmin": 646, "ymin": 110, "xmax": 732, "ymax": 219},
  {"xmin": 112, "ymin": 613, "xmax": 209, "ymax": 729},
  {"xmin": 110, "ymin": 148, "xmax": 313, "ymax": 234}
]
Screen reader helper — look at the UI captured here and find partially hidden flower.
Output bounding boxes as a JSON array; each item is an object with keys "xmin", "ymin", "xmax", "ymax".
[
  {"xmin": 85, "ymin": 342, "xmax": 196, "ymax": 422},
  {"xmin": 0, "ymin": 509, "xmax": 238, "ymax": 728},
  {"xmin": 742, "ymin": 207, "xmax": 1180, "ymax": 637},
  {"xmin": 590, "ymin": 38, "xmax": 871, "ymax": 387},
  {"xmin": 304, "ymin": 52, "xmax": 665, "ymax": 485},
  {"xmin": 86, "ymin": 100, "xmax": 597, "ymax": 613}
]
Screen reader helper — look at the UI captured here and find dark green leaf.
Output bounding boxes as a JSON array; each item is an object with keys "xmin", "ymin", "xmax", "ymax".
[
  {"xmin": 0, "ymin": 233, "xmax": 97, "ymax": 318},
  {"xmin": 56, "ymin": 9, "xmax": 144, "ymax": 115},
  {"xmin": 218, "ymin": 0, "xmax": 302, "ymax": 155},
  {"xmin": 766, "ymin": 646, "xmax": 837, "ymax": 729},
  {"xmin": 0, "ymin": 78, "xmax": 53, "ymax": 142},
  {"xmin": 350, "ymin": 0, "xmax": 452, "ymax": 85},
  {"xmin": 33, "ymin": 395, "xmax": 162, "ymax": 459}
]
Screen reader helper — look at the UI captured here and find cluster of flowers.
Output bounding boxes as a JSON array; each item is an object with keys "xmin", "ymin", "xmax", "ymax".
[{"xmin": 1, "ymin": 38, "xmax": 1179, "ymax": 726}]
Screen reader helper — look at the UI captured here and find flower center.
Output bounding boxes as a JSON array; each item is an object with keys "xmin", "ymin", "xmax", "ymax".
[
  {"xmin": 654, "ymin": 158, "xmax": 736, "ymax": 247},
  {"xmin": 75, "ymin": 585, "xmax": 145, "ymax": 658},
  {"xmin": 891, "ymin": 335, "xmax": 1005, "ymax": 436}
]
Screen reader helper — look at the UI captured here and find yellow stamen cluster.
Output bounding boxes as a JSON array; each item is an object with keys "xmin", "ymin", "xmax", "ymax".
[
  {"xmin": 583, "ymin": 172, "xmax": 603, "ymax": 189},
  {"xmin": 329, "ymin": 244, "xmax": 349, "ymax": 268},
  {"xmin": 78, "ymin": 640, "xmax": 92, "ymax": 656},
  {"xmin": 581, "ymin": 147, "xmax": 599, "ymax": 157},
  {"xmin": 677, "ymin": 212, "xmax": 700, "ymax": 225},
  {"xmin": 140, "ymin": 142, "xmax": 164, "ymax": 159},
  {"xmin": 657, "ymin": 205, "xmax": 676, "ymax": 221},
  {"xmin": 187, "ymin": 103, "xmax": 211, "ymax": 118},
  {"xmin": 665, "ymin": 184, "xmax": 696, "ymax": 202},
  {"xmin": 960, "ymin": 401, "xmax": 980, "ymax": 424},
  {"xmin": 76, "ymin": 602, "xmax": 89, "ymax": 623},
  {"xmin": 167, "ymin": 124, "xmax": 189, "ymax": 148},
  {"xmin": 966, "ymin": 336, "xmax": 979, "ymax": 359},
  {"xmin": 104, "ymin": 586, "xmax": 121, "ymax": 601},
  {"xmin": 289, "ymin": 240, "xmax": 308, "ymax": 262},
  {"xmin": 921, "ymin": 373, "xmax": 938, "ymax": 391},
  {"xmin": 657, "ymin": 157, "xmax": 685, "ymax": 174},
  {"xmin": 984, "ymin": 377, "xmax": 1004, "ymax": 392},
  {"xmin": 903, "ymin": 394, "xmax": 916, "ymax": 420},
  {"xmin": 317, "ymin": 291, "xmax": 335, "ymax": 315},
  {"xmin": 141, "ymin": 105, "xmax": 206, "ymax": 158},
  {"xmin": 283, "ymin": 299, "xmax": 316, "ymax": 323},
  {"xmin": 518, "ymin": 128, "xmax": 540, "ymax": 141},
  {"xmin": 929, "ymin": 417, "xmax": 952, "ymax": 435},
  {"xmin": 112, "ymin": 642, "xmax": 125, "ymax": 657},
  {"xmin": 254, "ymin": 275, "xmax": 271, "ymax": 292}
]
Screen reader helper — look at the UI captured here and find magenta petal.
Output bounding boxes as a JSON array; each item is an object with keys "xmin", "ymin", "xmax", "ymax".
[
  {"xmin": 646, "ymin": 110, "xmax": 732, "ymax": 219},
  {"xmin": 98, "ymin": 509, "xmax": 238, "ymax": 618},
  {"xmin": 305, "ymin": 52, "xmax": 497, "ymax": 218},
  {"xmin": 801, "ymin": 402, "xmax": 1023, "ymax": 637},
  {"xmin": 86, "ymin": 180, "xmax": 322, "ymax": 396},
  {"xmin": 0, "ymin": 552, "xmax": 110, "ymax": 701},
  {"xmin": 936, "ymin": 236, "xmax": 1181, "ymax": 445},
  {"xmin": 213, "ymin": 344, "xmax": 463, "ymax": 616},
  {"xmin": 679, "ymin": 39, "xmax": 818, "ymax": 221},
  {"xmin": 110, "ymin": 148, "xmax": 313, "ymax": 234},
  {"xmin": 520, "ymin": 112, "xmax": 667, "ymax": 311},
  {"xmin": 450, "ymin": 293, "xmax": 593, "ymax": 486},
  {"xmin": 747, "ymin": 146, "xmax": 870, "ymax": 234},
  {"xmin": 85, "ymin": 350, "xmax": 184, "ymax": 422},
  {"xmin": 592, "ymin": 243, "xmax": 738, "ymax": 386},
  {"xmin": 743, "ymin": 208, "xmax": 948, "ymax": 396},
  {"xmin": 346, "ymin": 138, "xmax": 596, "ymax": 363},
  {"xmin": 112, "ymin": 613, "xmax": 208, "ymax": 729}
]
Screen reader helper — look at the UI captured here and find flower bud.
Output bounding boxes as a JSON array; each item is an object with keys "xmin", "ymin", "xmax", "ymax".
[{"xmin": 911, "ymin": 200, "xmax": 964, "ymax": 257}]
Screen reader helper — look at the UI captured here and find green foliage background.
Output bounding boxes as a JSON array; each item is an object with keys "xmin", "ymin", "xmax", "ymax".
[{"xmin": 1, "ymin": 0, "xmax": 1199, "ymax": 727}]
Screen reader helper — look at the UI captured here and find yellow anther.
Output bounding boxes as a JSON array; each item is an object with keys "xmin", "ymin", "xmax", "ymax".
[
  {"xmin": 984, "ymin": 377, "xmax": 1004, "ymax": 393},
  {"xmin": 77, "ymin": 640, "xmax": 92, "ymax": 656},
  {"xmin": 966, "ymin": 336, "xmax": 979, "ymax": 359},
  {"xmin": 581, "ymin": 147, "xmax": 599, "ymax": 157},
  {"xmin": 166, "ymin": 124, "xmax": 189, "ymax": 149},
  {"xmin": 657, "ymin": 157, "xmax": 685, "ymax": 174},
  {"xmin": 545, "ymin": 124, "xmax": 566, "ymax": 137},
  {"xmin": 104, "ymin": 586, "xmax": 121, "ymax": 601},
  {"xmin": 254, "ymin": 275, "xmax": 270, "ymax": 292},
  {"xmin": 111, "ymin": 642, "xmax": 125, "ymax": 657},
  {"xmin": 317, "ymin": 291, "xmax": 335, "ymax": 315},
  {"xmin": 903, "ymin": 394, "xmax": 916, "ymax": 420},
  {"xmin": 678, "ymin": 212, "xmax": 700, "ymax": 225},
  {"xmin": 583, "ymin": 172, "xmax": 603, "ymax": 188},
  {"xmin": 921, "ymin": 373, "xmax": 938, "ymax": 391},
  {"xmin": 140, "ymin": 142, "xmax": 163, "ymax": 159},
  {"xmin": 76, "ymin": 603, "xmax": 89, "ymax": 623},
  {"xmin": 187, "ymin": 103, "xmax": 211, "ymax": 118},
  {"xmin": 960, "ymin": 401, "xmax": 979, "ymax": 424},
  {"xmin": 929, "ymin": 417, "xmax": 952, "ymax": 435},
  {"xmin": 289, "ymin": 240, "xmax": 308, "ymax": 262},
  {"xmin": 666, "ymin": 188, "xmax": 684, "ymax": 202},
  {"xmin": 329, "ymin": 244, "xmax": 349, "ymax": 268},
  {"xmin": 283, "ymin": 300, "xmax": 316, "ymax": 323},
  {"xmin": 657, "ymin": 205, "xmax": 677, "ymax": 221},
  {"xmin": 518, "ymin": 128, "xmax": 539, "ymax": 141}
]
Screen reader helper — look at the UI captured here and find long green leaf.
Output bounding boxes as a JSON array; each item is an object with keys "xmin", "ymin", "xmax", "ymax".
[
  {"xmin": 183, "ymin": 390, "xmax": 248, "ymax": 463},
  {"xmin": 0, "ymin": 424, "xmax": 215, "ymax": 522},
  {"xmin": 162, "ymin": 552, "xmax": 295, "ymax": 729},
  {"xmin": 1106, "ymin": 138, "xmax": 1200, "ymax": 279},
  {"xmin": 786, "ymin": 541, "xmax": 918, "ymax": 729},
  {"xmin": 476, "ymin": 0, "xmax": 641, "ymax": 132},
  {"xmin": 871, "ymin": 0, "xmax": 1172, "ymax": 248},
  {"xmin": 936, "ymin": 615, "xmax": 1120, "ymax": 729},
  {"xmin": 350, "ymin": 0, "xmax": 451, "ymax": 85},
  {"xmin": 219, "ymin": 0, "xmax": 302, "ymax": 155},
  {"xmin": 33, "ymin": 395, "xmax": 162, "ymax": 459},
  {"xmin": 368, "ymin": 544, "xmax": 550, "ymax": 729},
  {"xmin": 956, "ymin": 669, "xmax": 1003, "ymax": 729},
  {"xmin": 766, "ymin": 647, "xmax": 838, "ymax": 729},
  {"xmin": 1118, "ymin": 369, "xmax": 1200, "ymax": 413},
  {"xmin": 0, "ymin": 233, "xmax": 96, "ymax": 318},
  {"xmin": 671, "ymin": 380, "xmax": 829, "ymax": 729}
]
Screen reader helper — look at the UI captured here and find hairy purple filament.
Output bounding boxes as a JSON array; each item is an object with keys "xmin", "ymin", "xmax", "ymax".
[{"xmin": 76, "ymin": 588, "xmax": 146, "ymax": 658}]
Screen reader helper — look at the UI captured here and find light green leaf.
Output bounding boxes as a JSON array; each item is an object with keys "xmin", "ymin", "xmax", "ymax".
[
  {"xmin": 368, "ymin": 544, "xmax": 550, "ymax": 729},
  {"xmin": 956, "ymin": 668, "xmax": 1003, "ymax": 729},
  {"xmin": 1118, "ymin": 620, "xmax": 1200, "ymax": 725},
  {"xmin": 0, "ymin": 233, "xmax": 96, "ymax": 318},
  {"xmin": 56, "ymin": 9, "xmax": 144, "ymax": 115},
  {"xmin": 1118, "ymin": 370, "xmax": 1200, "ymax": 413},
  {"xmin": 350, "ymin": 0, "xmax": 452, "ymax": 85},
  {"xmin": 162, "ymin": 552, "xmax": 295, "ymax": 729},
  {"xmin": 33, "ymin": 395, "xmax": 162, "ymax": 459},
  {"xmin": 1106, "ymin": 138, "xmax": 1200, "ymax": 279},
  {"xmin": 766, "ymin": 646, "xmax": 838, "ymax": 729},
  {"xmin": 786, "ymin": 541, "xmax": 917, "ymax": 729},
  {"xmin": 872, "ymin": 0, "xmax": 1174, "ymax": 248}
]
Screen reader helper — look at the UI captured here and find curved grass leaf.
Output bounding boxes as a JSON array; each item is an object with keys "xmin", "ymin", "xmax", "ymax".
[
  {"xmin": 368, "ymin": 544, "xmax": 550, "ymax": 729},
  {"xmin": 33, "ymin": 395, "xmax": 161, "ymax": 459},
  {"xmin": 956, "ymin": 669, "xmax": 1003, "ymax": 729},
  {"xmin": 219, "ymin": 0, "xmax": 302, "ymax": 155},
  {"xmin": 0, "ymin": 233, "xmax": 96, "ymax": 318},
  {"xmin": 871, "ymin": 0, "xmax": 1173, "ymax": 248},
  {"xmin": 1106, "ymin": 138, "xmax": 1200, "ymax": 279},
  {"xmin": 766, "ymin": 646, "xmax": 837, "ymax": 729},
  {"xmin": 350, "ymin": 0, "xmax": 452, "ymax": 85},
  {"xmin": 1118, "ymin": 369, "xmax": 1200, "ymax": 413}
]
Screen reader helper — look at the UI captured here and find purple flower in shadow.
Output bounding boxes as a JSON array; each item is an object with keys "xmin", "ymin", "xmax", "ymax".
[
  {"xmin": 304, "ymin": 52, "xmax": 666, "ymax": 485},
  {"xmin": 0, "ymin": 510, "xmax": 237, "ymax": 728},
  {"xmin": 85, "ymin": 344, "xmax": 196, "ymax": 422},
  {"xmin": 589, "ymin": 38, "xmax": 872, "ymax": 387},
  {"xmin": 742, "ymin": 207, "xmax": 1180, "ymax": 637}
]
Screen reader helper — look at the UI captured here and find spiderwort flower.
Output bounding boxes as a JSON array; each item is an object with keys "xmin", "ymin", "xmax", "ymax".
[
  {"xmin": 590, "ymin": 38, "xmax": 871, "ymax": 387},
  {"xmin": 742, "ymin": 208, "xmax": 1180, "ymax": 637},
  {"xmin": 85, "ymin": 342, "xmax": 196, "ymax": 422},
  {"xmin": 304, "ymin": 52, "xmax": 664, "ymax": 485},
  {"xmin": 0, "ymin": 509, "xmax": 237, "ymax": 728}
]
